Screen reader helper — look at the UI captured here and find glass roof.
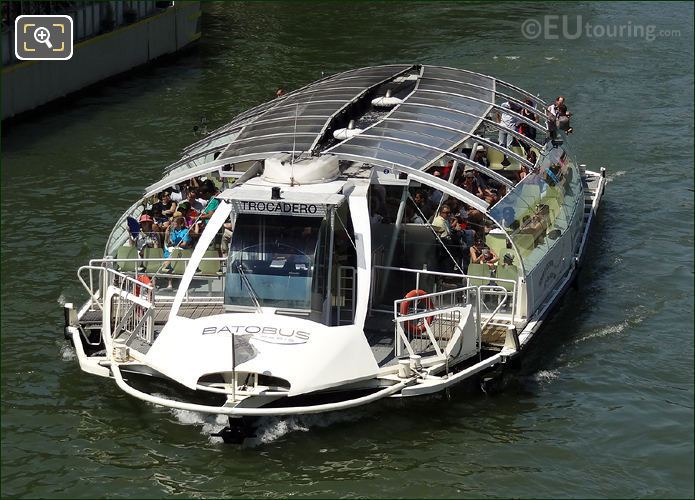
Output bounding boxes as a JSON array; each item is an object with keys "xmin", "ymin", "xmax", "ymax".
[{"xmin": 198, "ymin": 64, "xmax": 547, "ymax": 170}]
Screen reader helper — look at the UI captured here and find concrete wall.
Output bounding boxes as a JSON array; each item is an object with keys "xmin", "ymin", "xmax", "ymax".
[{"xmin": 1, "ymin": 1, "xmax": 201, "ymax": 120}]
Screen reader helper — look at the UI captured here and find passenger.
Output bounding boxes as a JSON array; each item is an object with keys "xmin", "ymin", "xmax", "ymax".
[
  {"xmin": 198, "ymin": 184, "xmax": 221, "ymax": 222},
  {"xmin": 153, "ymin": 191, "xmax": 177, "ymax": 224},
  {"xmin": 440, "ymin": 159, "xmax": 455, "ymax": 180},
  {"xmin": 518, "ymin": 98, "xmax": 539, "ymax": 141},
  {"xmin": 431, "ymin": 205, "xmax": 465, "ymax": 272},
  {"xmin": 135, "ymin": 214, "xmax": 160, "ymax": 271},
  {"xmin": 546, "ymin": 96, "xmax": 565, "ymax": 120},
  {"xmin": 501, "ymin": 206, "xmax": 519, "ymax": 230},
  {"xmin": 405, "ymin": 204, "xmax": 426, "ymax": 224},
  {"xmin": 185, "ymin": 188, "xmax": 206, "ymax": 213},
  {"xmin": 462, "ymin": 171, "xmax": 485, "ymax": 199},
  {"xmin": 413, "ymin": 190, "xmax": 433, "ymax": 221},
  {"xmin": 470, "ymin": 239, "xmax": 499, "ymax": 269},
  {"xmin": 496, "ymin": 101, "xmax": 520, "ymax": 149},
  {"xmin": 473, "ymin": 145, "xmax": 488, "ymax": 167},
  {"xmin": 556, "ymin": 104, "xmax": 573, "ymax": 134},
  {"xmin": 161, "ymin": 217, "xmax": 192, "ymax": 281},
  {"xmin": 276, "ymin": 88, "xmax": 285, "ymax": 98},
  {"xmin": 499, "ymin": 253, "xmax": 516, "ymax": 268},
  {"xmin": 176, "ymin": 202, "xmax": 198, "ymax": 227}
]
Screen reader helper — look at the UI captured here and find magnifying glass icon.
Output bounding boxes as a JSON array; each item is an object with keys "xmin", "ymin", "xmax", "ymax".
[{"xmin": 33, "ymin": 27, "xmax": 53, "ymax": 49}]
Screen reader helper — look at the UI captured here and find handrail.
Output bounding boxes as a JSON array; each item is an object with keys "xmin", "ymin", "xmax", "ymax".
[{"xmin": 111, "ymin": 364, "xmax": 410, "ymax": 416}]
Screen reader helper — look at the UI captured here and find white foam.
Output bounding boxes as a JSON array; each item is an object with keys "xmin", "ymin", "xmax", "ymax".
[
  {"xmin": 544, "ymin": 57, "xmax": 556, "ymax": 61},
  {"xmin": 57, "ymin": 293, "xmax": 66, "ymax": 306},
  {"xmin": 505, "ymin": 56, "xmax": 520, "ymax": 60},
  {"xmin": 166, "ymin": 406, "xmax": 229, "ymax": 443},
  {"xmin": 574, "ymin": 311, "xmax": 646, "ymax": 345},
  {"xmin": 606, "ymin": 170, "xmax": 626, "ymax": 183},
  {"xmin": 61, "ymin": 344, "xmax": 77, "ymax": 361},
  {"xmin": 533, "ymin": 369, "xmax": 560, "ymax": 383}
]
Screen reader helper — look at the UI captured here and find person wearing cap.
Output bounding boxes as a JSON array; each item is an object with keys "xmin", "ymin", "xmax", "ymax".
[{"xmin": 473, "ymin": 145, "xmax": 488, "ymax": 168}]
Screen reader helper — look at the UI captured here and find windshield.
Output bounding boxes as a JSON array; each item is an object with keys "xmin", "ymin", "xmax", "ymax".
[{"xmin": 224, "ymin": 214, "xmax": 323, "ymax": 309}]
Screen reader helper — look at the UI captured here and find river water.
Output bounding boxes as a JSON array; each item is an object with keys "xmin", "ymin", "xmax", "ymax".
[{"xmin": 2, "ymin": 2, "xmax": 693, "ymax": 498}]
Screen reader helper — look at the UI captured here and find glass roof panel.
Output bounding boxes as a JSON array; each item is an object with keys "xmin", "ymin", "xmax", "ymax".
[
  {"xmin": 391, "ymin": 103, "xmax": 480, "ymax": 129},
  {"xmin": 417, "ymin": 79, "xmax": 493, "ymax": 101},
  {"xmin": 364, "ymin": 124, "xmax": 457, "ymax": 150},
  {"xmin": 406, "ymin": 95, "xmax": 489, "ymax": 117},
  {"xmin": 330, "ymin": 143, "xmax": 430, "ymax": 168},
  {"xmin": 423, "ymin": 67, "xmax": 495, "ymax": 90}
]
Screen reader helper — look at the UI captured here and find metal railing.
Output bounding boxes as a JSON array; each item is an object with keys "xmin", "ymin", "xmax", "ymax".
[
  {"xmin": 372, "ymin": 264, "xmax": 517, "ymax": 320},
  {"xmin": 109, "ymin": 272, "xmax": 155, "ymax": 346},
  {"xmin": 393, "ymin": 283, "xmax": 513, "ymax": 363},
  {"xmin": 394, "ymin": 286, "xmax": 472, "ymax": 359},
  {"xmin": 77, "ymin": 264, "xmax": 155, "ymax": 345}
]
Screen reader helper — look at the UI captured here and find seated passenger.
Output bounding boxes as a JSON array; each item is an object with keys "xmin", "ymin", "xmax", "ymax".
[
  {"xmin": 473, "ymin": 145, "xmax": 488, "ymax": 167},
  {"xmin": 461, "ymin": 171, "xmax": 485, "ymax": 199},
  {"xmin": 413, "ymin": 190, "xmax": 433, "ymax": 221},
  {"xmin": 185, "ymin": 189, "xmax": 206, "ymax": 213},
  {"xmin": 153, "ymin": 191, "xmax": 177, "ymax": 223},
  {"xmin": 134, "ymin": 214, "xmax": 160, "ymax": 272},
  {"xmin": 161, "ymin": 216, "xmax": 192, "ymax": 275},
  {"xmin": 470, "ymin": 239, "xmax": 499, "ymax": 269}
]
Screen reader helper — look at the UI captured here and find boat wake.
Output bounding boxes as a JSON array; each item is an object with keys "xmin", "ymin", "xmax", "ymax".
[
  {"xmin": 532, "ymin": 369, "xmax": 561, "ymax": 383},
  {"xmin": 164, "ymin": 404, "xmax": 366, "ymax": 446},
  {"xmin": 573, "ymin": 312, "xmax": 645, "ymax": 345},
  {"xmin": 606, "ymin": 170, "xmax": 626, "ymax": 183},
  {"xmin": 60, "ymin": 343, "xmax": 77, "ymax": 361}
]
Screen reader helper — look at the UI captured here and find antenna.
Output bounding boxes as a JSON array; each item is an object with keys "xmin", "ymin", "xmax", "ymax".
[{"xmin": 290, "ymin": 102, "xmax": 299, "ymax": 186}]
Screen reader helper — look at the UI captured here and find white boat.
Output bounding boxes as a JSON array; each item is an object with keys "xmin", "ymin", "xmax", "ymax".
[{"xmin": 63, "ymin": 64, "xmax": 605, "ymax": 442}]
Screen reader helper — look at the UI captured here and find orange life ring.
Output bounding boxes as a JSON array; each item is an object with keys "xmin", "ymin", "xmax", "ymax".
[{"xmin": 399, "ymin": 289, "xmax": 435, "ymax": 335}]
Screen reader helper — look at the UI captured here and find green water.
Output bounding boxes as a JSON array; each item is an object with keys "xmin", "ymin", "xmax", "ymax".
[{"xmin": 2, "ymin": 2, "xmax": 693, "ymax": 498}]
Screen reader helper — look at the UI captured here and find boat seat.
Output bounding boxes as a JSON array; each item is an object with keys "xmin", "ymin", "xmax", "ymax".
[
  {"xmin": 170, "ymin": 248, "xmax": 193, "ymax": 275},
  {"xmin": 495, "ymin": 264, "xmax": 518, "ymax": 292},
  {"xmin": 546, "ymin": 196, "xmax": 562, "ymax": 222},
  {"xmin": 519, "ymin": 183, "xmax": 542, "ymax": 207},
  {"xmin": 198, "ymin": 250, "xmax": 222, "ymax": 276},
  {"xmin": 513, "ymin": 233, "xmax": 535, "ymax": 256},
  {"xmin": 506, "ymin": 146, "xmax": 526, "ymax": 172},
  {"xmin": 487, "ymin": 147, "xmax": 506, "ymax": 170},
  {"xmin": 485, "ymin": 233, "xmax": 508, "ymax": 258},
  {"xmin": 467, "ymin": 263, "xmax": 493, "ymax": 287},
  {"xmin": 116, "ymin": 246, "xmax": 138, "ymax": 272},
  {"xmin": 143, "ymin": 247, "xmax": 164, "ymax": 274}
]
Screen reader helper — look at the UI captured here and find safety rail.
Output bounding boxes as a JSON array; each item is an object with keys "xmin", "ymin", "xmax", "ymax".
[
  {"xmin": 77, "ymin": 264, "xmax": 155, "ymax": 345},
  {"xmin": 80, "ymin": 255, "xmax": 226, "ymax": 301},
  {"xmin": 372, "ymin": 264, "xmax": 517, "ymax": 321},
  {"xmin": 110, "ymin": 273, "xmax": 155, "ymax": 346},
  {"xmin": 393, "ymin": 283, "xmax": 514, "ymax": 361}
]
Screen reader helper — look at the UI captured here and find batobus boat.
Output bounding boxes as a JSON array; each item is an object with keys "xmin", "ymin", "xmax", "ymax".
[{"xmin": 63, "ymin": 64, "xmax": 605, "ymax": 442}]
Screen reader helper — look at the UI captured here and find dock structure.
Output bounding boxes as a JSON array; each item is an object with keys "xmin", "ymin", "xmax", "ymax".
[{"xmin": 1, "ymin": 1, "xmax": 201, "ymax": 120}]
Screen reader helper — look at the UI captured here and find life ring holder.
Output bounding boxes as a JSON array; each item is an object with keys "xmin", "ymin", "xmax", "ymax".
[
  {"xmin": 134, "ymin": 275, "xmax": 152, "ymax": 297},
  {"xmin": 399, "ymin": 289, "xmax": 435, "ymax": 335}
]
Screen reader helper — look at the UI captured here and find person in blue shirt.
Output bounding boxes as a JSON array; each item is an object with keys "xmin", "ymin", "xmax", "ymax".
[{"xmin": 161, "ymin": 216, "xmax": 191, "ymax": 276}]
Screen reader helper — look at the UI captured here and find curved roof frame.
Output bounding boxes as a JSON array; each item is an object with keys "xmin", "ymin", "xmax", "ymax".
[
  {"xmin": 431, "ymin": 64, "xmax": 548, "ymax": 108},
  {"xmin": 415, "ymin": 88, "xmax": 546, "ymax": 134},
  {"xmin": 328, "ymin": 133, "xmax": 514, "ymax": 188},
  {"xmin": 384, "ymin": 109, "xmax": 543, "ymax": 156},
  {"xmin": 420, "ymin": 76, "xmax": 549, "ymax": 131}
]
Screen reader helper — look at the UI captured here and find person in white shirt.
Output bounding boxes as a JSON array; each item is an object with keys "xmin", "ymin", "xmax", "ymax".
[{"xmin": 497, "ymin": 101, "xmax": 520, "ymax": 148}]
